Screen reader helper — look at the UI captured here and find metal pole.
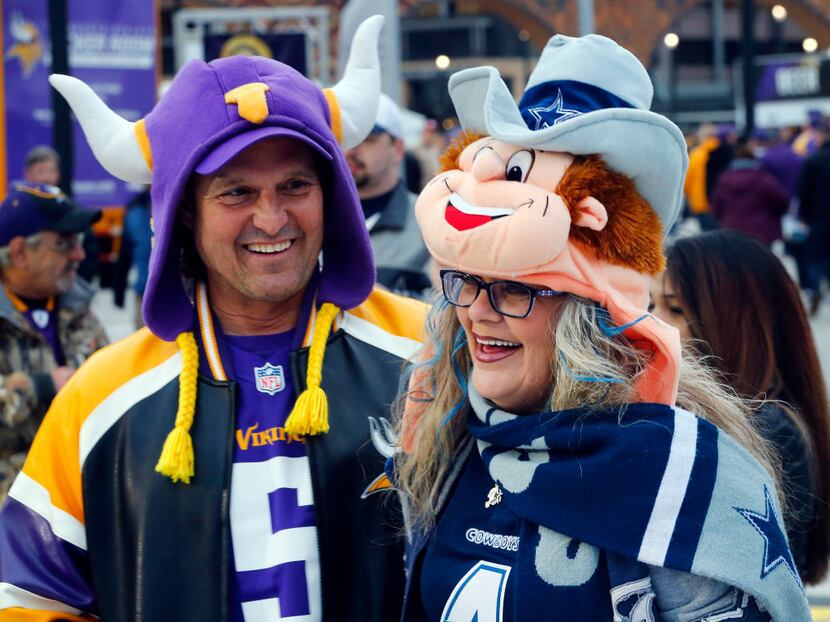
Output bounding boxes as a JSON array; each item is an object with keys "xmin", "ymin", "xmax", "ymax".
[
  {"xmin": 578, "ymin": 0, "xmax": 594, "ymax": 36},
  {"xmin": 712, "ymin": 0, "xmax": 726, "ymax": 82},
  {"xmin": 48, "ymin": 0, "xmax": 73, "ymax": 196},
  {"xmin": 740, "ymin": 0, "xmax": 756, "ymax": 135}
]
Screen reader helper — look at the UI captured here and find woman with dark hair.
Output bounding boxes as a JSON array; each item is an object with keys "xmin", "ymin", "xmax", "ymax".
[{"xmin": 651, "ymin": 229, "xmax": 830, "ymax": 584}]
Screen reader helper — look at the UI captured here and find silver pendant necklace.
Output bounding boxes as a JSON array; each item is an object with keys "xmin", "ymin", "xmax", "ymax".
[{"xmin": 485, "ymin": 482, "xmax": 503, "ymax": 508}]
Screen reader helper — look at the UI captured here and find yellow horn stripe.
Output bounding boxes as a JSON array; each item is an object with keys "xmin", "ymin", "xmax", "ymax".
[
  {"xmin": 134, "ymin": 119, "xmax": 154, "ymax": 171},
  {"xmin": 323, "ymin": 88, "xmax": 343, "ymax": 145}
]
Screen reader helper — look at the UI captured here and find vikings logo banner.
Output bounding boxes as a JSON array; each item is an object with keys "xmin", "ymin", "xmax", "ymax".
[{"xmin": 1, "ymin": 1, "xmax": 156, "ymax": 205}]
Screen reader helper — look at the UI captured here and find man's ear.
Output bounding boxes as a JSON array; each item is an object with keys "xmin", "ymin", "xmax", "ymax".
[
  {"xmin": 7, "ymin": 236, "xmax": 30, "ymax": 268},
  {"xmin": 572, "ymin": 196, "xmax": 608, "ymax": 231}
]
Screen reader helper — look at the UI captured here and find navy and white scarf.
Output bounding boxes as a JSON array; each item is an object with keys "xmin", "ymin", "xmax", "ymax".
[{"xmin": 466, "ymin": 385, "xmax": 810, "ymax": 621}]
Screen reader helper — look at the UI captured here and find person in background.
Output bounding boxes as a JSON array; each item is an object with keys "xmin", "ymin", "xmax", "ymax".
[
  {"xmin": 710, "ymin": 136, "xmax": 789, "ymax": 246},
  {"xmin": 793, "ymin": 109, "xmax": 824, "ymax": 157},
  {"xmin": 0, "ymin": 17, "xmax": 425, "ymax": 621},
  {"xmin": 704, "ymin": 124, "xmax": 734, "ymax": 201},
  {"xmin": 797, "ymin": 122, "xmax": 830, "ymax": 315},
  {"xmin": 413, "ymin": 119, "xmax": 447, "ymax": 189},
  {"xmin": 651, "ymin": 229, "xmax": 830, "ymax": 585},
  {"xmin": 0, "ymin": 183, "xmax": 107, "ymax": 502},
  {"xmin": 759, "ymin": 128, "xmax": 804, "ymax": 199},
  {"xmin": 760, "ymin": 128, "xmax": 812, "ymax": 301},
  {"xmin": 23, "ymin": 145, "xmax": 100, "ymax": 284},
  {"xmin": 682, "ymin": 122, "xmax": 720, "ymax": 231},
  {"xmin": 23, "ymin": 145, "xmax": 61, "ymax": 186},
  {"xmin": 114, "ymin": 187, "xmax": 153, "ymax": 327},
  {"xmin": 346, "ymin": 93, "xmax": 431, "ymax": 297}
]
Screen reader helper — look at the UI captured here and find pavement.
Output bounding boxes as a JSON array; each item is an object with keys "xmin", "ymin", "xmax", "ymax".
[{"xmin": 91, "ymin": 277, "xmax": 830, "ymax": 612}]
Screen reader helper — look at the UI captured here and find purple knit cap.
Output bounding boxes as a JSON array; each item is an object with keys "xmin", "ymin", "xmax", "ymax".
[{"xmin": 142, "ymin": 56, "xmax": 375, "ymax": 341}]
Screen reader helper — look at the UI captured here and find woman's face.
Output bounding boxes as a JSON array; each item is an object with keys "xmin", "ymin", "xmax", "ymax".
[
  {"xmin": 649, "ymin": 272, "xmax": 693, "ymax": 339},
  {"xmin": 456, "ymin": 278, "xmax": 564, "ymax": 413}
]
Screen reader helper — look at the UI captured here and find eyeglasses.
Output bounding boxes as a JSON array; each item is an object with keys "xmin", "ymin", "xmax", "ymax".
[
  {"xmin": 440, "ymin": 269, "xmax": 562, "ymax": 319},
  {"xmin": 29, "ymin": 232, "xmax": 85, "ymax": 254}
]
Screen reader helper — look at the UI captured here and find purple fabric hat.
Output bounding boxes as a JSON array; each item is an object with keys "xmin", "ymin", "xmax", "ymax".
[
  {"xmin": 139, "ymin": 56, "xmax": 375, "ymax": 340},
  {"xmin": 49, "ymin": 16, "xmax": 385, "ymax": 341}
]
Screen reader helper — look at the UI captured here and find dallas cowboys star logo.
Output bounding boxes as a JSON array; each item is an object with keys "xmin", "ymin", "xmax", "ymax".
[
  {"xmin": 735, "ymin": 485, "xmax": 801, "ymax": 586},
  {"xmin": 526, "ymin": 89, "xmax": 582, "ymax": 130}
]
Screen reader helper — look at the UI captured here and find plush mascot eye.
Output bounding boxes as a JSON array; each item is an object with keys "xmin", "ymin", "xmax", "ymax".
[
  {"xmin": 473, "ymin": 144, "xmax": 494, "ymax": 162},
  {"xmin": 505, "ymin": 150, "xmax": 534, "ymax": 182}
]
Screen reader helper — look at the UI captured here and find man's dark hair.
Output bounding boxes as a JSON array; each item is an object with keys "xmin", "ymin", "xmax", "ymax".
[{"xmin": 24, "ymin": 145, "xmax": 60, "ymax": 170}]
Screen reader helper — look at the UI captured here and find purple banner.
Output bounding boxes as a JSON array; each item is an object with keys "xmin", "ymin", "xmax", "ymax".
[
  {"xmin": 755, "ymin": 58, "xmax": 830, "ymax": 103},
  {"xmin": 2, "ymin": 0, "xmax": 157, "ymax": 208},
  {"xmin": 2, "ymin": 2, "xmax": 53, "ymax": 185}
]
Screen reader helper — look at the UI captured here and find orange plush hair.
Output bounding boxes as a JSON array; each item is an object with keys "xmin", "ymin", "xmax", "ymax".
[
  {"xmin": 557, "ymin": 155, "xmax": 664, "ymax": 274},
  {"xmin": 439, "ymin": 131, "xmax": 483, "ymax": 172}
]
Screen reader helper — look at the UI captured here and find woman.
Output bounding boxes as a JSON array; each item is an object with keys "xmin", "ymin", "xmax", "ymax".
[
  {"xmin": 651, "ymin": 229, "xmax": 830, "ymax": 585},
  {"xmin": 392, "ymin": 33, "xmax": 809, "ymax": 621}
]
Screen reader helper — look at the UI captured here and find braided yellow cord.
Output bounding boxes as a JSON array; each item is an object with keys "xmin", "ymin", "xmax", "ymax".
[
  {"xmin": 155, "ymin": 332, "xmax": 199, "ymax": 483},
  {"xmin": 285, "ymin": 303, "xmax": 340, "ymax": 436}
]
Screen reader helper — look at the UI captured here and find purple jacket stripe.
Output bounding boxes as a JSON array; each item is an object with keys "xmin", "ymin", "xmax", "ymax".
[{"xmin": 0, "ymin": 497, "xmax": 95, "ymax": 613}]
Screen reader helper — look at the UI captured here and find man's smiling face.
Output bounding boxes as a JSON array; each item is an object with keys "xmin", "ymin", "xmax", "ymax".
[
  {"xmin": 415, "ymin": 137, "xmax": 576, "ymax": 273},
  {"xmin": 193, "ymin": 136, "xmax": 324, "ymax": 311}
]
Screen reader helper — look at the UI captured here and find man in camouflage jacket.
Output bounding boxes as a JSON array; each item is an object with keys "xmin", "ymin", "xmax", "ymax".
[{"xmin": 0, "ymin": 183, "xmax": 108, "ymax": 500}]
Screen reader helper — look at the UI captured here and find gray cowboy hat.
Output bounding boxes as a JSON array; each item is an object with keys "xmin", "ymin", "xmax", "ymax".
[{"xmin": 448, "ymin": 33, "xmax": 688, "ymax": 232}]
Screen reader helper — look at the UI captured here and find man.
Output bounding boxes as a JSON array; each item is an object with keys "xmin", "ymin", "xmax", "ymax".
[
  {"xmin": 797, "ymin": 123, "xmax": 830, "ymax": 315},
  {"xmin": 346, "ymin": 93, "xmax": 431, "ymax": 296},
  {"xmin": 0, "ymin": 17, "xmax": 425, "ymax": 621},
  {"xmin": 0, "ymin": 183, "xmax": 107, "ymax": 502},
  {"xmin": 23, "ymin": 145, "xmax": 61, "ymax": 186},
  {"xmin": 682, "ymin": 122, "xmax": 719, "ymax": 231},
  {"xmin": 23, "ymin": 144, "xmax": 100, "ymax": 282}
]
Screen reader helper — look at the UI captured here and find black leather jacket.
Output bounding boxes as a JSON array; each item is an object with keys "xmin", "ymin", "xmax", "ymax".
[{"xmin": 0, "ymin": 290, "xmax": 426, "ymax": 621}]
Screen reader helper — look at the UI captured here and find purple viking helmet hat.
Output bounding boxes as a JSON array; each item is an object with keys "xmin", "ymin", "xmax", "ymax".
[{"xmin": 50, "ymin": 16, "xmax": 384, "ymax": 341}]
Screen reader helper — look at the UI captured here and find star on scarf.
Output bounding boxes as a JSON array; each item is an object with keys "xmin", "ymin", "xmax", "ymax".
[
  {"xmin": 735, "ymin": 486, "xmax": 801, "ymax": 585},
  {"xmin": 526, "ymin": 89, "xmax": 581, "ymax": 130}
]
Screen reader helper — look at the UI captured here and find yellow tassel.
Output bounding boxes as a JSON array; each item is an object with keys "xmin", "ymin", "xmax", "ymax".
[
  {"xmin": 285, "ymin": 303, "xmax": 340, "ymax": 437},
  {"xmin": 155, "ymin": 332, "xmax": 199, "ymax": 484}
]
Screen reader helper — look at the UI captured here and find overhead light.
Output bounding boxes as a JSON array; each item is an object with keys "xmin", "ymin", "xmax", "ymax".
[
  {"xmin": 771, "ymin": 5, "xmax": 788, "ymax": 22},
  {"xmin": 435, "ymin": 54, "xmax": 451, "ymax": 70},
  {"xmin": 518, "ymin": 30, "xmax": 530, "ymax": 42},
  {"xmin": 664, "ymin": 33, "xmax": 680, "ymax": 49},
  {"xmin": 803, "ymin": 37, "xmax": 819, "ymax": 53}
]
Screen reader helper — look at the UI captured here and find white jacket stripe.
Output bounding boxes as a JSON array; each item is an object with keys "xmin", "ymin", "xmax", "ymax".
[
  {"xmin": 79, "ymin": 351, "xmax": 183, "ymax": 468},
  {"xmin": 7, "ymin": 472, "xmax": 87, "ymax": 551}
]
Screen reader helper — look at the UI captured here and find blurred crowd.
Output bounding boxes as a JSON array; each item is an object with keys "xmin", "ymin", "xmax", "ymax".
[{"xmin": 680, "ymin": 112, "xmax": 830, "ymax": 316}]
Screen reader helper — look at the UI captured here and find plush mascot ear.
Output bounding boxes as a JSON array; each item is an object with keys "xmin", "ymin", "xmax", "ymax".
[{"xmin": 572, "ymin": 196, "xmax": 608, "ymax": 231}]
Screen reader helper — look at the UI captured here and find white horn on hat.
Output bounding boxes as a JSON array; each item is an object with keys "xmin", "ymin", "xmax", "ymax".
[
  {"xmin": 329, "ymin": 15, "xmax": 384, "ymax": 150},
  {"xmin": 49, "ymin": 74, "xmax": 153, "ymax": 184}
]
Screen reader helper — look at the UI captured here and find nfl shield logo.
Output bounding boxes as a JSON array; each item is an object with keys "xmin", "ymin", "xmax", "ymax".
[{"xmin": 254, "ymin": 363, "xmax": 285, "ymax": 395}]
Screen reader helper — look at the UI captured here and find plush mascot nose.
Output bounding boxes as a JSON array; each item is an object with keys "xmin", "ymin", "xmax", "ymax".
[{"xmin": 471, "ymin": 148, "xmax": 505, "ymax": 182}]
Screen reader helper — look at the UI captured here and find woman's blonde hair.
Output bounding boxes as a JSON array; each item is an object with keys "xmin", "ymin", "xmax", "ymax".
[{"xmin": 394, "ymin": 295, "xmax": 779, "ymax": 530}]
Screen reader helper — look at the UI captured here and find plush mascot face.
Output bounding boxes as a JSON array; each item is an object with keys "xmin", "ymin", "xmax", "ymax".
[
  {"xmin": 418, "ymin": 137, "xmax": 582, "ymax": 274},
  {"xmin": 417, "ymin": 133, "xmax": 664, "ymax": 282}
]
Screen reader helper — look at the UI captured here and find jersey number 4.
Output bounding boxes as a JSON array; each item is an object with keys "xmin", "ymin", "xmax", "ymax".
[{"xmin": 441, "ymin": 561, "xmax": 511, "ymax": 622}]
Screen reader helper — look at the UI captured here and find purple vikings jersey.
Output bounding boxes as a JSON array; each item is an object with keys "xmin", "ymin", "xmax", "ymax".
[
  {"xmin": 420, "ymin": 449, "xmax": 519, "ymax": 622},
  {"xmin": 225, "ymin": 331, "xmax": 321, "ymax": 622}
]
